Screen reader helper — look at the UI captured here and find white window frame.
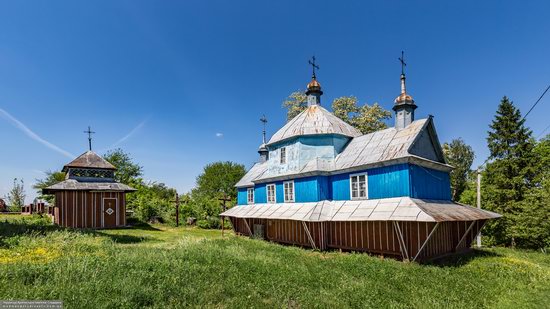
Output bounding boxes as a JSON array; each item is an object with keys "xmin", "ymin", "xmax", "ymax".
[
  {"xmin": 283, "ymin": 181, "xmax": 295, "ymax": 203},
  {"xmin": 247, "ymin": 188, "xmax": 254, "ymax": 204},
  {"xmin": 349, "ymin": 172, "xmax": 368, "ymax": 200},
  {"xmin": 266, "ymin": 184, "xmax": 276, "ymax": 204},
  {"xmin": 280, "ymin": 147, "xmax": 286, "ymax": 164}
]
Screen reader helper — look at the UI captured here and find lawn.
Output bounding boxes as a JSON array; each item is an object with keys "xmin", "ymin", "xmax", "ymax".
[{"xmin": 0, "ymin": 215, "xmax": 549, "ymax": 308}]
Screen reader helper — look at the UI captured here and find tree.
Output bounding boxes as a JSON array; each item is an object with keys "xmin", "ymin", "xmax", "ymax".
[
  {"xmin": 103, "ymin": 149, "xmax": 143, "ymax": 184},
  {"xmin": 193, "ymin": 161, "xmax": 246, "ymax": 202},
  {"xmin": 332, "ymin": 96, "xmax": 391, "ymax": 134},
  {"xmin": 509, "ymin": 135, "xmax": 550, "ymax": 249},
  {"xmin": 282, "ymin": 91, "xmax": 391, "ymax": 134},
  {"xmin": 442, "ymin": 138, "xmax": 475, "ymax": 201},
  {"xmin": 6, "ymin": 178, "xmax": 25, "ymax": 211},
  {"xmin": 282, "ymin": 91, "xmax": 307, "ymax": 121},
  {"xmin": 483, "ymin": 96, "xmax": 536, "ymax": 246},
  {"xmin": 33, "ymin": 171, "xmax": 66, "ymax": 203}
]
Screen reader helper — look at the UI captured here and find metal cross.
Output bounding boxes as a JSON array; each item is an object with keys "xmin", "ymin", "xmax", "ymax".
[
  {"xmin": 260, "ymin": 115, "xmax": 268, "ymax": 144},
  {"xmin": 83, "ymin": 126, "xmax": 95, "ymax": 151},
  {"xmin": 398, "ymin": 51, "xmax": 406, "ymax": 75},
  {"xmin": 308, "ymin": 56, "xmax": 320, "ymax": 78}
]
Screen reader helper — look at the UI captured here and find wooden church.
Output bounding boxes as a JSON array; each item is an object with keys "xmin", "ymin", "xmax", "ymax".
[
  {"xmin": 43, "ymin": 149, "xmax": 135, "ymax": 229},
  {"xmin": 221, "ymin": 57, "xmax": 500, "ymax": 262}
]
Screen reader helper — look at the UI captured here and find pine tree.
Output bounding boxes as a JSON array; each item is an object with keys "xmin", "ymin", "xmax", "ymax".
[{"xmin": 483, "ymin": 96, "xmax": 535, "ymax": 246}]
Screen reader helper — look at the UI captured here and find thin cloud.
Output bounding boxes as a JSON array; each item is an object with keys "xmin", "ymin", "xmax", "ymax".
[
  {"xmin": 216, "ymin": 133, "xmax": 223, "ymax": 138},
  {"xmin": 103, "ymin": 119, "xmax": 147, "ymax": 151},
  {"xmin": 0, "ymin": 108, "xmax": 75, "ymax": 159}
]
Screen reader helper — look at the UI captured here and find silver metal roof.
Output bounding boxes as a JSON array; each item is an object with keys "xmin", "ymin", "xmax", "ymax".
[
  {"xmin": 221, "ymin": 197, "xmax": 501, "ymax": 222},
  {"xmin": 237, "ymin": 118, "xmax": 451, "ymax": 187},
  {"xmin": 334, "ymin": 118, "xmax": 427, "ymax": 170},
  {"xmin": 267, "ymin": 105, "xmax": 362, "ymax": 146},
  {"xmin": 43, "ymin": 179, "xmax": 136, "ymax": 193}
]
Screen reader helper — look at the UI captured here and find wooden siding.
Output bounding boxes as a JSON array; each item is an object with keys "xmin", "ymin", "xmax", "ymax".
[
  {"xmin": 409, "ymin": 164, "xmax": 451, "ymax": 200},
  {"xmin": 54, "ymin": 191, "xmax": 127, "ymax": 229},
  {"xmin": 330, "ymin": 164, "xmax": 411, "ymax": 200},
  {"xmin": 237, "ymin": 188, "xmax": 248, "ymax": 205},
  {"xmin": 254, "ymin": 184, "xmax": 267, "ymax": 204},
  {"xmin": 239, "ymin": 163, "xmax": 452, "ymax": 205},
  {"xmin": 227, "ymin": 217, "xmax": 485, "ymax": 262}
]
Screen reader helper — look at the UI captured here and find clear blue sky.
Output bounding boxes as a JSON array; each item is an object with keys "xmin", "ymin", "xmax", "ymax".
[{"xmin": 1, "ymin": 1, "xmax": 549, "ymax": 203}]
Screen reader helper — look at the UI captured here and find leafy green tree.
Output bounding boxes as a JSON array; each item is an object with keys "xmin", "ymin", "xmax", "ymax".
[
  {"xmin": 282, "ymin": 91, "xmax": 391, "ymax": 134},
  {"xmin": 509, "ymin": 135, "xmax": 550, "ymax": 249},
  {"xmin": 282, "ymin": 91, "xmax": 307, "ymax": 121},
  {"xmin": 6, "ymin": 178, "xmax": 25, "ymax": 211},
  {"xmin": 103, "ymin": 149, "xmax": 143, "ymax": 184},
  {"xmin": 33, "ymin": 171, "xmax": 66, "ymax": 203},
  {"xmin": 193, "ymin": 161, "xmax": 246, "ymax": 202},
  {"xmin": 483, "ymin": 96, "xmax": 536, "ymax": 246},
  {"xmin": 332, "ymin": 96, "xmax": 391, "ymax": 134},
  {"xmin": 443, "ymin": 138, "xmax": 475, "ymax": 201}
]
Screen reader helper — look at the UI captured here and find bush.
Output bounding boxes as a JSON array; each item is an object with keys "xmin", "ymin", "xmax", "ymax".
[{"xmin": 196, "ymin": 216, "xmax": 223, "ymax": 229}]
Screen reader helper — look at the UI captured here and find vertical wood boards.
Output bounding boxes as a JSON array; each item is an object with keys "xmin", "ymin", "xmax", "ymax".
[
  {"xmin": 225, "ymin": 216, "xmax": 488, "ymax": 261},
  {"xmin": 53, "ymin": 191, "xmax": 127, "ymax": 229}
]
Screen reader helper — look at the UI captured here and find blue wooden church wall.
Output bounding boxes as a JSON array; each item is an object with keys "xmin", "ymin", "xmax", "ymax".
[
  {"xmin": 409, "ymin": 164, "xmax": 451, "ymax": 200},
  {"xmin": 237, "ymin": 163, "xmax": 451, "ymax": 205}
]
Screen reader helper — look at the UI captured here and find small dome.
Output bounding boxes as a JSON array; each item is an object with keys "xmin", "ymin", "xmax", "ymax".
[
  {"xmin": 307, "ymin": 78, "xmax": 321, "ymax": 89},
  {"xmin": 394, "ymin": 92, "xmax": 414, "ymax": 104},
  {"xmin": 258, "ymin": 143, "xmax": 268, "ymax": 152}
]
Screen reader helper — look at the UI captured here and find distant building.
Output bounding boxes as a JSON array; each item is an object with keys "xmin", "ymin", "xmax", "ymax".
[
  {"xmin": 222, "ymin": 60, "xmax": 500, "ymax": 261},
  {"xmin": 43, "ymin": 151, "xmax": 135, "ymax": 228}
]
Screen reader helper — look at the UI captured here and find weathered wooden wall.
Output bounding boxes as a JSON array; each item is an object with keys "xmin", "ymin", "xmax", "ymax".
[
  {"xmin": 227, "ymin": 217, "xmax": 485, "ymax": 261},
  {"xmin": 54, "ymin": 191, "xmax": 126, "ymax": 229}
]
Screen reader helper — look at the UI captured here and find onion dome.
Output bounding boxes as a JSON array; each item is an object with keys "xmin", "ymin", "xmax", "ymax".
[{"xmin": 393, "ymin": 74, "xmax": 417, "ymax": 110}]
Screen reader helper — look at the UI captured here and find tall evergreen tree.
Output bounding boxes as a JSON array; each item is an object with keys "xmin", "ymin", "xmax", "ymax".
[{"xmin": 483, "ymin": 96, "xmax": 535, "ymax": 246}]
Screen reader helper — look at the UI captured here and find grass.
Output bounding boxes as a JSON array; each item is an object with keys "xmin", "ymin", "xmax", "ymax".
[{"xmin": 0, "ymin": 215, "xmax": 549, "ymax": 308}]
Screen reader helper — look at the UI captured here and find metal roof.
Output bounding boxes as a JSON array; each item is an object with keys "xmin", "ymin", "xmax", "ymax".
[
  {"xmin": 43, "ymin": 179, "xmax": 136, "ymax": 193},
  {"xmin": 334, "ymin": 118, "xmax": 428, "ymax": 170},
  {"xmin": 220, "ymin": 197, "xmax": 501, "ymax": 222},
  {"xmin": 237, "ymin": 118, "xmax": 451, "ymax": 187},
  {"xmin": 267, "ymin": 105, "xmax": 362, "ymax": 146},
  {"xmin": 62, "ymin": 151, "xmax": 116, "ymax": 171},
  {"xmin": 235, "ymin": 162, "xmax": 268, "ymax": 187}
]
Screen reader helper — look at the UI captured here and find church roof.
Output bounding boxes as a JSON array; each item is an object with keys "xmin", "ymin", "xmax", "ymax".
[
  {"xmin": 267, "ymin": 105, "xmax": 362, "ymax": 146},
  {"xmin": 221, "ymin": 197, "xmax": 501, "ymax": 222},
  {"xmin": 237, "ymin": 117, "xmax": 449, "ymax": 187},
  {"xmin": 62, "ymin": 151, "xmax": 116, "ymax": 172},
  {"xmin": 42, "ymin": 179, "xmax": 136, "ymax": 193}
]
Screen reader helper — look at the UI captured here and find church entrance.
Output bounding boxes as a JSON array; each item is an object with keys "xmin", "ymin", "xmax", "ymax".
[{"xmin": 102, "ymin": 198, "xmax": 118, "ymax": 228}]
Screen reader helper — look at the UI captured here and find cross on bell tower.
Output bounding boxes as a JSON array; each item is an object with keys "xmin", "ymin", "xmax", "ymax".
[
  {"xmin": 306, "ymin": 55, "xmax": 323, "ymax": 106},
  {"xmin": 258, "ymin": 115, "xmax": 269, "ymax": 162},
  {"xmin": 393, "ymin": 51, "xmax": 417, "ymax": 129},
  {"xmin": 84, "ymin": 126, "xmax": 95, "ymax": 151},
  {"xmin": 308, "ymin": 56, "xmax": 320, "ymax": 79}
]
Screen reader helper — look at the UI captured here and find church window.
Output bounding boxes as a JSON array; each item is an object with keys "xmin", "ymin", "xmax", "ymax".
[
  {"xmin": 283, "ymin": 181, "xmax": 295, "ymax": 202},
  {"xmin": 350, "ymin": 173, "xmax": 368, "ymax": 199},
  {"xmin": 247, "ymin": 188, "xmax": 254, "ymax": 204},
  {"xmin": 280, "ymin": 147, "xmax": 286, "ymax": 164},
  {"xmin": 267, "ymin": 184, "xmax": 276, "ymax": 203}
]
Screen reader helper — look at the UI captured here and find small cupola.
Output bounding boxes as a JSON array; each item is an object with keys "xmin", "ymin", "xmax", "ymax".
[
  {"xmin": 393, "ymin": 51, "xmax": 417, "ymax": 129},
  {"xmin": 258, "ymin": 115, "xmax": 269, "ymax": 162},
  {"xmin": 305, "ymin": 56, "xmax": 323, "ymax": 106}
]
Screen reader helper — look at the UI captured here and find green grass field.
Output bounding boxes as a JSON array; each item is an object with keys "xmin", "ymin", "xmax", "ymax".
[{"xmin": 0, "ymin": 215, "xmax": 549, "ymax": 308}]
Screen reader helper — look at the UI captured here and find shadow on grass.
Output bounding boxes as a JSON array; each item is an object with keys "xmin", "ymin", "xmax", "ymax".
[
  {"xmin": 89, "ymin": 231, "xmax": 147, "ymax": 244},
  {"xmin": 426, "ymin": 248, "xmax": 502, "ymax": 267},
  {"xmin": 126, "ymin": 222, "xmax": 162, "ymax": 231},
  {"xmin": 0, "ymin": 218, "xmax": 63, "ymax": 245},
  {"xmin": 0, "ymin": 219, "xmax": 152, "ymax": 246}
]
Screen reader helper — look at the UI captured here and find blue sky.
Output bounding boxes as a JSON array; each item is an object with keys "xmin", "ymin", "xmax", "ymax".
[{"xmin": 1, "ymin": 1, "xmax": 549, "ymax": 203}]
